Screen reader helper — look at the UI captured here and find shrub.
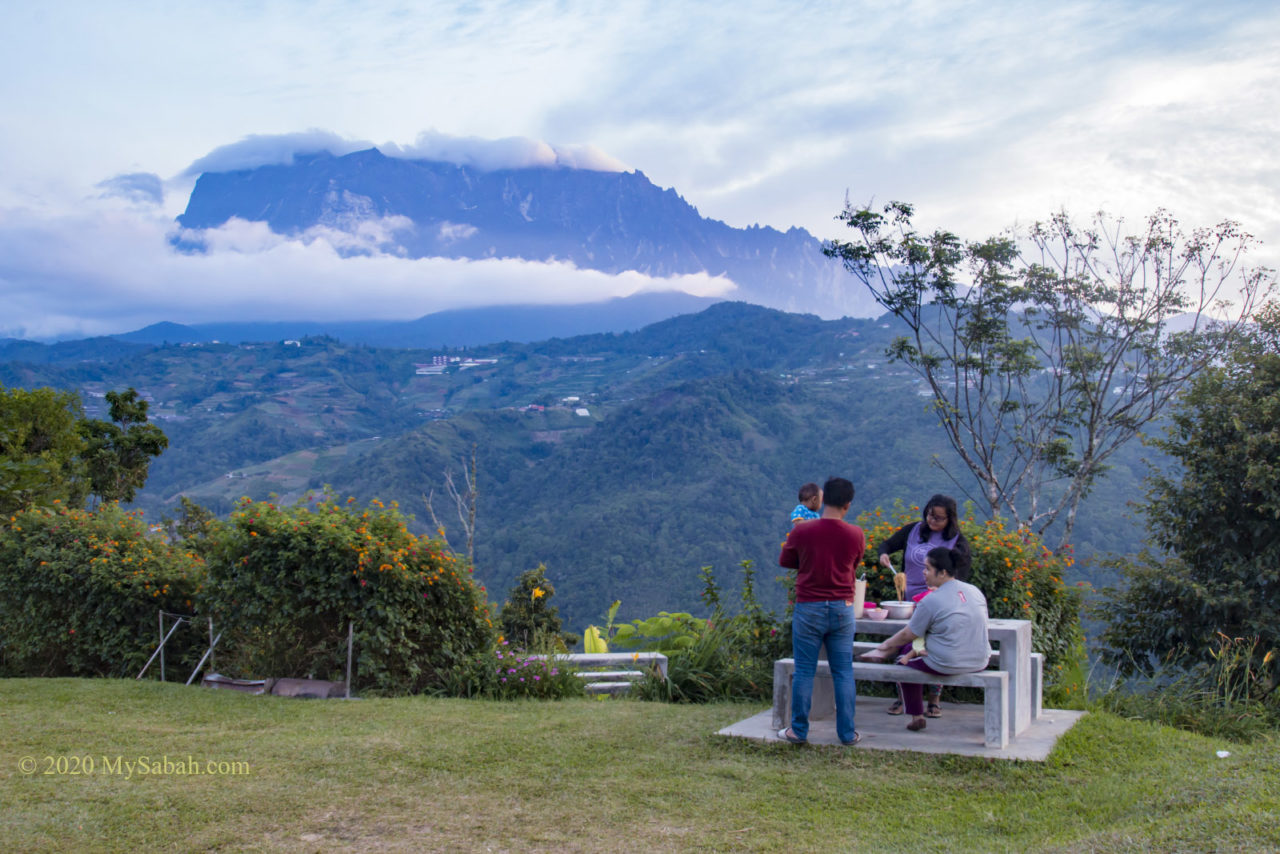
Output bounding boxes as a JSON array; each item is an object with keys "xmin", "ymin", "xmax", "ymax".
[
  {"xmin": 438, "ymin": 640, "xmax": 584, "ymax": 700},
  {"xmin": 0, "ymin": 502, "xmax": 203, "ymax": 677},
  {"xmin": 631, "ymin": 561, "xmax": 788, "ymax": 703},
  {"xmin": 199, "ymin": 495, "xmax": 493, "ymax": 695},
  {"xmin": 858, "ymin": 501, "xmax": 1086, "ymax": 688},
  {"xmin": 499, "ymin": 564, "xmax": 578, "ymax": 651}
]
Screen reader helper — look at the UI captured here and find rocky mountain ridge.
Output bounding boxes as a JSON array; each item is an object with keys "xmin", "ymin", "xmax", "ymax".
[{"xmin": 177, "ymin": 148, "xmax": 875, "ymax": 319}]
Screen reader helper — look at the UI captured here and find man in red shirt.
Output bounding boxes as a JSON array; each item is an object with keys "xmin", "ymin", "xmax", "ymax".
[{"xmin": 777, "ymin": 476, "xmax": 865, "ymax": 745}]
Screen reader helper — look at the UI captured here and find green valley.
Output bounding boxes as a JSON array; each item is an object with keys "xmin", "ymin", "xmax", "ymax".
[{"xmin": 0, "ymin": 303, "xmax": 1153, "ymax": 631}]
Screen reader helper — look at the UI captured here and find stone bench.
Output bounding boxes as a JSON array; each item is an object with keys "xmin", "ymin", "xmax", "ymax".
[
  {"xmin": 772, "ymin": 657, "xmax": 1009, "ymax": 749},
  {"xmin": 857, "ymin": 617, "xmax": 1036, "ymax": 736},
  {"xmin": 851, "ymin": 642, "xmax": 1044, "ymax": 720},
  {"xmin": 529, "ymin": 652, "xmax": 668, "ymax": 695}
]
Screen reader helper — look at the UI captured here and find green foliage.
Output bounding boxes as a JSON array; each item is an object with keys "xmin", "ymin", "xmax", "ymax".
[
  {"xmin": 437, "ymin": 641, "xmax": 584, "ymax": 700},
  {"xmin": 1097, "ymin": 304, "xmax": 1280, "ymax": 681},
  {"xmin": 79, "ymin": 388, "xmax": 168, "ymax": 506},
  {"xmin": 0, "ymin": 502, "xmax": 203, "ymax": 677},
  {"xmin": 631, "ymin": 561, "xmax": 788, "ymax": 703},
  {"xmin": 198, "ymin": 494, "xmax": 493, "ymax": 695},
  {"xmin": 826, "ymin": 202, "xmax": 1273, "ymax": 545},
  {"xmin": 1097, "ymin": 634, "xmax": 1280, "ymax": 741},
  {"xmin": 498, "ymin": 563, "xmax": 578, "ymax": 651},
  {"xmin": 160, "ymin": 495, "xmax": 219, "ymax": 548},
  {"xmin": 857, "ymin": 501, "xmax": 1086, "ymax": 688},
  {"xmin": 612, "ymin": 611, "xmax": 702, "ymax": 653},
  {"xmin": 0, "ymin": 385, "xmax": 88, "ymax": 514}
]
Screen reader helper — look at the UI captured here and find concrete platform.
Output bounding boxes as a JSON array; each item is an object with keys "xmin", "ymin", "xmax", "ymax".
[{"xmin": 717, "ymin": 695, "xmax": 1086, "ymax": 761}]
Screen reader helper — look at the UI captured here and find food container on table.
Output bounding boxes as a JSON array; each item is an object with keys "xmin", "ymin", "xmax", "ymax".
[
  {"xmin": 865, "ymin": 608, "xmax": 888, "ymax": 620},
  {"xmin": 879, "ymin": 600, "xmax": 915, "ymax": 619}
]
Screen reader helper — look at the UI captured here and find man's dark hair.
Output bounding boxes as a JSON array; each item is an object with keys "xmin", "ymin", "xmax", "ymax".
[
  {"xmin": 821, "ymin": 477, "xmax": 854, "ymax": 508},
  {"xmin": 797, "ymin": 482, "xmax": 820, "ymax": 502}
]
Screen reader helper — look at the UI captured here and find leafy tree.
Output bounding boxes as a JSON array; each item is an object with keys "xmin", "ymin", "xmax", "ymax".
[
  {"xmin": 161, "ymin": 496, "xmax": 220, "ymax": 548},
  {"xmin": 825, "ymin": 203, "xmax": 1274, "ymax": 545},
  {"xmin": 1097, "ymin": 303, "xmax": 1280, "ymax": 679},
  {"xmin": 498, "ymin": 564, "xmax": 577, "ymax": 651},
  {"xmin": 0, "ymin": 385, "xmax": 88, "ymax": 514},
  {"xmin": 80, "ymin": 388, "xmax": 168, "ymax": 506}
]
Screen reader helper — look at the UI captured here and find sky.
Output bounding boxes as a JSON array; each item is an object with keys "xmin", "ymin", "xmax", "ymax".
[{"xmin": 1, "ymin": 0, "xmax": 1278, "ymax": 339}]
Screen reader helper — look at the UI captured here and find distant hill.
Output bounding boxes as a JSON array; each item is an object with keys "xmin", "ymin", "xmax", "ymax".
[
  {"xmin": 114, "ymin": 292, "xmax": 722, "ymax": 348},
  {"xmin": 176, "ymin": 148, "xmax": 878, "ymax": 320},
  {"xmin": 0, "ymin": 336, "xmax": 148, "ymax": 365}
]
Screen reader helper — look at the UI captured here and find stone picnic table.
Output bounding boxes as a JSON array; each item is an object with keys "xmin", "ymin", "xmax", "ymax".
[{"xmin": 772, "ymin": 617, "xmax": 1040, "ymax": 747}]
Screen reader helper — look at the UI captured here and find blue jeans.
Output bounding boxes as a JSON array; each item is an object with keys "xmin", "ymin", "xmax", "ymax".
[{"xmin": 790, "ymin": 600, "xmax": 857, "ymax": 743}]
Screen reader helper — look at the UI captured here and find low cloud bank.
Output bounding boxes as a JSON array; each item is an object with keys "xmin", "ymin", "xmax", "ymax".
[
  {"xmin": 0, "ymin": 202, "xmax": 733, "ymax": 341},
  {"xmin": 180, "ymin": 130, "xmax": 627, "ymax": 179}
]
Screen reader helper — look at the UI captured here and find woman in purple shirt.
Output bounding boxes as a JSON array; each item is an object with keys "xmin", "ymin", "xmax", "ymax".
[{"xmin": 876, "ymin": 494, "xmax": 971, "ymax": 717}]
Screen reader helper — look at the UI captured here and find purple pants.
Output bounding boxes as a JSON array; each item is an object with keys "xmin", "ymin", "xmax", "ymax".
[{"xmin": 897, "ymin": 656, "xmax": 946, "ymax": 717}]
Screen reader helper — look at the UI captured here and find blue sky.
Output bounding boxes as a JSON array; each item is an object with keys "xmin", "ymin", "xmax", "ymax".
[{"xmin": 1, "ymin": 1, "xmax": 1277, "ymax": 338}]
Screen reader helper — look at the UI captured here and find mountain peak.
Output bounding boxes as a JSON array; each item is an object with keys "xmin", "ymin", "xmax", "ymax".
[{"xmin": 177, "ymin": 148, "xmax": 879, "ymax": 319}]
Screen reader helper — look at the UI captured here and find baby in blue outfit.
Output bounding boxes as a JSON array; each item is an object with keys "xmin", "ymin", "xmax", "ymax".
[{"xmin": 789, "ymin": 482, "xmax": 822, "ymax": 528}]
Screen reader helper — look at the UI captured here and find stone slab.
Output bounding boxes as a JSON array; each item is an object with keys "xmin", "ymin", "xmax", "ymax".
[{"xmin": 718, "ymin": 695, "xmax": 1086, "ymax": 762}]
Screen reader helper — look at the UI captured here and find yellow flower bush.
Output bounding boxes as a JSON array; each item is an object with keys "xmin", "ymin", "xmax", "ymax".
[
  {"xmin": 199, "ymin": 493, "xmax": 493, "ymax": 695},
  {"xmin": 0, "ymin": 502, "xmax": 203, "ymax": 677}
]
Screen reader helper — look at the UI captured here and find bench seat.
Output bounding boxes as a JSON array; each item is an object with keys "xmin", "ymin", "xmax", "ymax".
[
  {"xmin": 851, "ymin": 642, "xmax": 1043, "ymax": 720},
  {"xmin": 773, "ymin": 657, "xmax": 1009, "ymax": 748}
]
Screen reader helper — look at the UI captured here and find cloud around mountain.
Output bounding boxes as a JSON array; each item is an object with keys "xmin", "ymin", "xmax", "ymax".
[
  {"xmin": 180, "ymin": 130, "xmax": 627, "ymax": 178},
  {"xmin": 0, "ymin": 201, "xmax": 734, "ymax": 340}
]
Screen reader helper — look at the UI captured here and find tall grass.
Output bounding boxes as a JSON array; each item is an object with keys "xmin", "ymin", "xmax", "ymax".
[{"xmin": 1097, "ymin": 634, "xmax": 1280, "ymax": 741}]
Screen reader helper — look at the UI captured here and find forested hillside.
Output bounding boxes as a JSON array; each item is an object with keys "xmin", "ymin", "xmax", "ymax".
[{"xmin": 0, "ymin": 303, "xmax": 1155, "ymax": 630}]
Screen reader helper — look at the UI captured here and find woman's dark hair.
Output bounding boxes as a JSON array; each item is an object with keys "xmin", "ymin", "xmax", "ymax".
[
  {"xmin": 925, "ymin": 546, "xmax": 958, "ymax": 577},
  {"xmin": 919, "ymin": 494, "xmax": 960, "ymax": 540}
]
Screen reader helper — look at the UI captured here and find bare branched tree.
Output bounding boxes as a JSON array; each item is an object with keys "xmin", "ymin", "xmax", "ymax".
[
  {"xmin": 422, "ymin": 444, "xmax": 479, "ymax": 564},
  {"xmin": 825, "ymin": 202, "xmax": 1275, "ymax": 546}
]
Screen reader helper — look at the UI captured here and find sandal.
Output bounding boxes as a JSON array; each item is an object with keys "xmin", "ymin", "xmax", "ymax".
[
  {"xmin": 926, "ymin": 701, "xmax": 942, "ymax": 718},
  {"xmin": 886, "ymin": 699, "xmax": 904, "ymax": 716},
  {"xmin": 841, "ymin": 731, "xmax": 862, "ymax": 746},
  {"xmin": 778, "ymin": 727, "xmax": 806, "ymax": 744},
  {"xmin": 906, "ymin": 717, "xmax": 927, "ymax": 732}
]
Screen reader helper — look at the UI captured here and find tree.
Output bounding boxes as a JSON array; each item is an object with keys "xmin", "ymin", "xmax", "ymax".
[
  {"xmin": 79, "ymin": 388, "xmax": 168, "ymax": 506},
  {"xmin": 499, "ymin": 564, "xmax": 577, "ymax": 651},
  {"xmin": 161, "ymin": 495, "xmax": 219, "ymax": 546},
  {"xmin": 825, "ymin": 203, "xmax": 1274, "ymax": 545},
  {"xmin": 1096, "ymin": 303, "xmax": 1280, "ymax": 677},
  {"xmin": 424, "ymin": 443, "xmax": 478, "ymax": 565},
  {"xmin": 0, "ymin": 385, "xmax": 88, "ymax": 514}
]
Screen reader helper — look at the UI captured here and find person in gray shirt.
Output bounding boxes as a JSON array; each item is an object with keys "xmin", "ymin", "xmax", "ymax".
[{"xmin": 858, "ymin": 546, "xmax": 991, "ymax": 733}]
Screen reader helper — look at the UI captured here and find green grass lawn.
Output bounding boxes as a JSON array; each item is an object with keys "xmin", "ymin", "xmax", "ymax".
[{"xmin": 2, "ymin": 679, "xmax": 1277, "ymax": 852}]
